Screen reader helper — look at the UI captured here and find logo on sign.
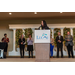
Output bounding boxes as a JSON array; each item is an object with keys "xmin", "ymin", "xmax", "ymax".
[{"xmin": 36, "ymin": 33, "xmax": 48, "ymax": 39}]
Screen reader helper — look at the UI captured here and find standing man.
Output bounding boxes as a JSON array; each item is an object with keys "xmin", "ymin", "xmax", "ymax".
[
  {"xmin": 65, "ymin": 31, "xmax": 74, "ymax": 58},
  {"xmin": 56, "ymin": 32, "xmax": 63, "ymax": 58},
  {"xmin": 1, "ymin": 33, "xmax": 9, "ymax": 58}
]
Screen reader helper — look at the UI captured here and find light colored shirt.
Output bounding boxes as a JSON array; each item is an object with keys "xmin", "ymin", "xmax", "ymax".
[
  {"xmin": 27, "ymin": 38, "xmax": 33, "ymax": 45},
  {"xmin": 59, "ymin": 36, "xmax": 60, "ymax": 39}
]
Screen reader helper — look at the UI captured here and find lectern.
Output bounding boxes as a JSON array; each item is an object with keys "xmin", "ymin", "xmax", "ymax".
[{"xmin": 34, "ymin": 30, "xmax": 50, "ymax": 62}]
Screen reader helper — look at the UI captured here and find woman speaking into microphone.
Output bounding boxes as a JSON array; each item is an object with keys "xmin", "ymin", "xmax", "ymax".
[{"xmin": 38, "ymin": 20, "xmax": 49, "ymax": 30}]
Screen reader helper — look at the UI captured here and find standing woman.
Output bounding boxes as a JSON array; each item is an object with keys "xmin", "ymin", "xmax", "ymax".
[
  {"xmin": 19, "ymin": 34, "xmax": 25, "ymax": 58},
  {"xmin": 50, "ymin": 35, "xmax": 54, "ymax": 58},
  {"xmin": 27, "ymin": 34, "xmax": 33, "ymax": 58},
  {"xmin": 1, "ymin": 33, "xmax": 9, "ymax": 58}
]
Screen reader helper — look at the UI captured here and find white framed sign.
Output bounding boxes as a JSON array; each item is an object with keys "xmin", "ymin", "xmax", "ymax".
[{"xmin": 34, "ymin": 30, "xmax": 50, "ymax": 43}]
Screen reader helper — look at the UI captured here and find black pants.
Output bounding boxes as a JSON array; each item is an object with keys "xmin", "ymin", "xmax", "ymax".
[
  {"xmin": 20, "ymin": 45, "xmax": 25, "ymax": 58},
  {"xmin": 67, "ymin": 44, "xmax": 74, "ymax": 58},
  {"xmin": 29, "ymin": 51, "xmax": 33, "ymax": 58},
  {"xmin": 4, "ymin": 43, "xmax": 8, "ymax": 58},
  {"xmin": 57, "ymin": 44, "xmax": 63, "ymax": 58}
]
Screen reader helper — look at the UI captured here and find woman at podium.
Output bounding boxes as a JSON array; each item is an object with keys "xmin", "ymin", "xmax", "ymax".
[
  {"xmin": 38, "ymin": 20, "xmax": 49, "ymax": 30},
  {"xmin": 1, "ymin": 33, "xmax": 9, "ymax": 58}
]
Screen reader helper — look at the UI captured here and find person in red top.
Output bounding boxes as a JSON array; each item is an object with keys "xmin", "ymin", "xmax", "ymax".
[{"xmin": 1, "ymin": 33, "xmax": 9, "ymax": 58}]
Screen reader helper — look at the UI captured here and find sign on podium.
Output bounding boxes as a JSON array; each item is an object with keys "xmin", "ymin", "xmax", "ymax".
[
  {"xmin": 34, "ymin": 30, "xmax": 50, "ymax": 62},
  {"xmin": 34, "ymin": 30, "xmax": 50, "ymax": 43}
]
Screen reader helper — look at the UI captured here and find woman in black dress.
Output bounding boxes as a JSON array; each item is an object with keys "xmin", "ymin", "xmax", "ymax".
[{"xmin": 19, "ymin": 34, "xmax": 25, "ymax": 58}]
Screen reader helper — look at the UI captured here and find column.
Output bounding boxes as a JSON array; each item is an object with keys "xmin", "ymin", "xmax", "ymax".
[
  {"xmin": 32, "ymin": 28, "xmax": 34, "ymax": 47},
  {"xmin": 13, "ymin": 29, "xmax": 16, "ymax": 52},
  {"xmin": 22, "ymin": 28, "xmax": 25, "ymax": 37},
  {"xmin": 51, "ymin": 28, "xmax": 54, "ymax": 38},
  {"xmin": 22, "ymin": 28, "xmax": 26, "ymax": 50},
  {"xmin": 70, "ymin": 28, "xmax": 73, "ymax": 36},
  {"xmin": 61, "ymin": 28, "xmax": 63, "ymax": 36},
  {"xmin": 61, "ymin": 28, "xmax": 64, "ymax": 51}
]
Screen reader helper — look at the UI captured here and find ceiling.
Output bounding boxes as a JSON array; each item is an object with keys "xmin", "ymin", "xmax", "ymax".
[{"xmin": 0, "ymin": 12, "xmax": 75, "ymax": 20}]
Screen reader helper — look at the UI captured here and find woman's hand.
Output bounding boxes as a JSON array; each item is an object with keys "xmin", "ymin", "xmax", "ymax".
[
  {"xmin": 67, "ymin": 39, "xmax": 70, "ymax": 41},
  {"xmin": 21, "ymin": 42, "xmax": 23, "ymax": 44},
  {"xmin": 6, "ymin": 41, "xmax": 8, "ymax": 43}
]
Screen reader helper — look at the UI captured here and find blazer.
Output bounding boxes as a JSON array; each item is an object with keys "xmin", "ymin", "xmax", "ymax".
[
  {"xmin": 65, "ymin": 35, "xmax": 73, "ymax": 46},
  {"xmin": 56, "ymin": 36, "xmax": 63, "ymax": 45},
  {"xmin": 19, "ymin": 38, "xmax": 25, "ymax": 46}
]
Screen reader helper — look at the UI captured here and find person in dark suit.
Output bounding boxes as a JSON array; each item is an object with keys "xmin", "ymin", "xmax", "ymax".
[
  {"xmin": 56, "ymin": 32, "xmax": 63, "ymax": 58},
  {"xmin": 65, "ymin": 31, "xmax": 74, "ymax": 58},
  {"xmin": 38, "ymin": 20, "xmax": 49, "ymax": 30},
  {"xmin": 19, "ymin": 34, "xmax": 25, "ymax": 58},
  {"xmin": 1, "ymin": 33, "xmax": 9, "ymax": 58}
]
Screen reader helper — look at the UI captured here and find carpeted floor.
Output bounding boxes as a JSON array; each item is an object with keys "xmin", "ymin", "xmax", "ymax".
[{"xmin": 0, "ymin": 58, "xmax": 75, "ymax": 62}]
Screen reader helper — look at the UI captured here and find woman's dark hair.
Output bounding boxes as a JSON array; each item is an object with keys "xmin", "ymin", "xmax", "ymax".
[
  {"xmin": 41, "ymin": 20, "xmax": 47, "ymax": 27},
  {"xmin": 4, "ymin": 33, "xmax": 7, "ymax": 36}
]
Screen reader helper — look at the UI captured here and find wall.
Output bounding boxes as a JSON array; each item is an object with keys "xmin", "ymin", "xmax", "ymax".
[{"xmin": 0, "ymin": 18, "xmax": 75, "ymax": 55}]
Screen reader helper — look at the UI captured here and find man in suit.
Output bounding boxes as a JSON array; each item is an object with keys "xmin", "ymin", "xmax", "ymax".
[
  {"xmin": 56, "ymin": 32, "xmax": 63, "ymax": 58},
  {"xmin": 65, "ymin": 31, "xmax": 74, "ymax": 58}
]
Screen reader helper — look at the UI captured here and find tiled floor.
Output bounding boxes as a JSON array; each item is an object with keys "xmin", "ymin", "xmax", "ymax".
[{"xmin": 0, "ymin": 58, "xmax": 75, "ymax": 62}]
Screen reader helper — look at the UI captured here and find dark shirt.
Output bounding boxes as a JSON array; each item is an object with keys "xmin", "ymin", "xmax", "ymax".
[
  {"xmin": 19, "ymin": 38, "xmax": 25, "ymax": 45},
  {"xmin": 38, "ymin": 25, "xmax": 49, "ymax": 30},
  {"xmin": 56, "ymin": 36, "xmax": 63, "ymax": 44}
]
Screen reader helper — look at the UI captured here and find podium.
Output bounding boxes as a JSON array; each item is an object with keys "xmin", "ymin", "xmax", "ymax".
[{"xmin": 34, "ymin": 30, "xmax": 50, "ymax": 62}]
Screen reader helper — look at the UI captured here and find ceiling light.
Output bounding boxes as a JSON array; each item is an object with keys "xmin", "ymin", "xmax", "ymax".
[
  {"xmin": 9, "ymin": 13, "xmax": 12, "ymax": 15},
  {"xmin": 60, "ymin": 12, "xmax": 63, "ymax": 13},
  {"xmin": 34, "ymin": 12, "xmax": 37, "ymax": 14}
]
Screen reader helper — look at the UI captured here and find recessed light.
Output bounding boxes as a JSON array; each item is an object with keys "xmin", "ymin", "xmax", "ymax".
[
  {"xmin": 34, "ymin": 12, "xmax": 37, "ymax": 14},
  {"xmin": 9, "ymin": 13, "xmax": 12, "ymax": 15},
  {"xmin": 60, "ymin": 12, "xmax": 63, "ymax": 13}
]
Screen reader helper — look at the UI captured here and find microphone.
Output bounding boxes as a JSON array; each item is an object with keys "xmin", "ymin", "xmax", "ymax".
[{"xmin": 40, "ymin": 26, "xmax": 42, "ymax": 30}]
